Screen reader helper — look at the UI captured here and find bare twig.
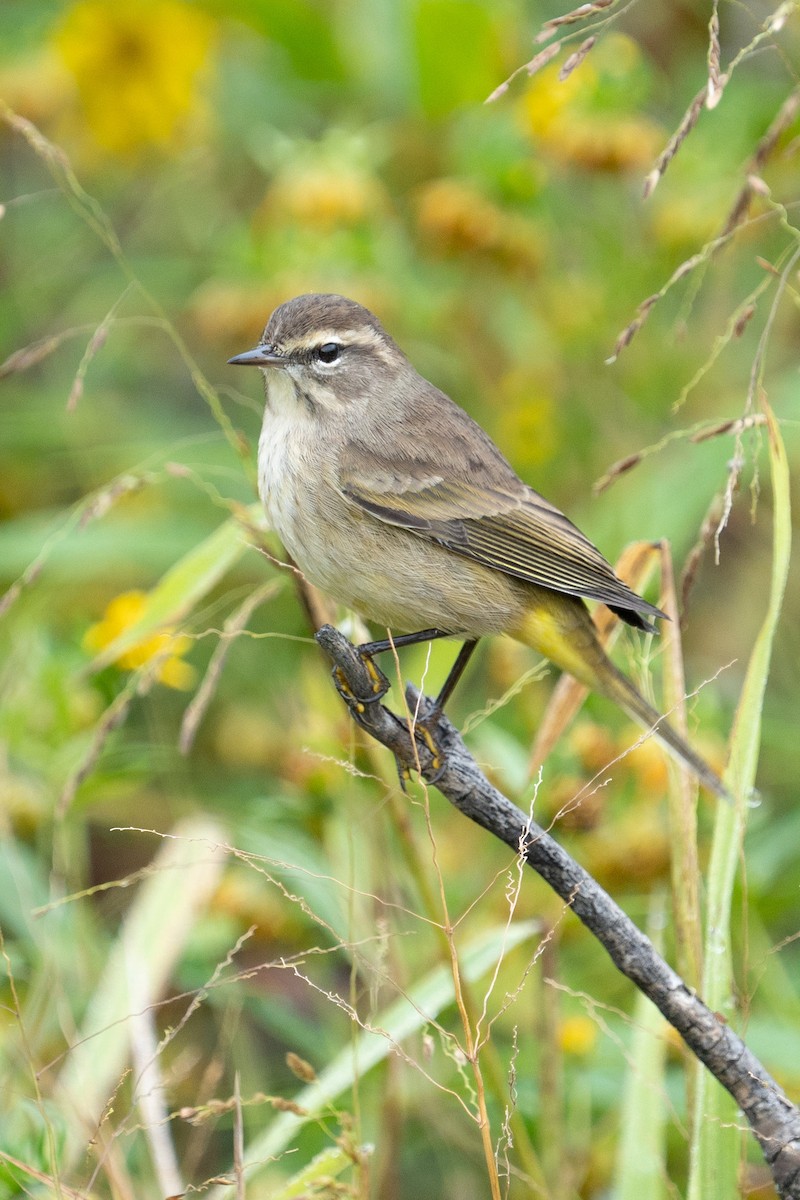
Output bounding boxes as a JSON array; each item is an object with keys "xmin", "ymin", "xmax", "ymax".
[{"xmin": 316, "ymin": 624, "xmax": 800, "ymax": 1200}]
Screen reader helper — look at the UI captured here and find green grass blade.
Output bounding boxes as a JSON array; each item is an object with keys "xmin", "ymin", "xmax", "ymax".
[
  {"xmin": 688, "ymin": 404, "xmax": 791, "ymax": 1199},
  {"xmin": 207, "ymin": 918, "xmax": 540, "ymax": 1199},
  {"xmin": 612, "ymin": 895, "xmax": 669, "ymax": 1200},
  {"xmin": 54, "ymin": 819, "xmax": 228, "ymax": 1168},
  {"xmin": 88, "ymin": 516, "xmax": 258, "ymax": 669},
  {"xmin": 269, "ymin": 1145, "xmax": 363, "ymax": 1200}
]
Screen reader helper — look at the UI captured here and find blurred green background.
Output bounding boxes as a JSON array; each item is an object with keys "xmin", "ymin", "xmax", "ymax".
[{"xmin": 1, "ymin": 1, "xmax": 799, "ymax": 1197}]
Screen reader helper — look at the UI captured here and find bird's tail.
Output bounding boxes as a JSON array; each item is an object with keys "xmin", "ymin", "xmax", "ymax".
[
  {"xmin": 511, "ymin": 597, "xmax": 730, "ymax": 801},
  {"xmin": 593, "ymin": 653, "xmax": 729, "ymax": 801}
]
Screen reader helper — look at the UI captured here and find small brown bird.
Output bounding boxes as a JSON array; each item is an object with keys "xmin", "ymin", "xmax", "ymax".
[{"xmin": 230, "ymin": 293, "xmax": 727, "ymax": 799}]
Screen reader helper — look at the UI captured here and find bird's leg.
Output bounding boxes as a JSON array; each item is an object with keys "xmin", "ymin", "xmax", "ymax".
[
  {"xmin": 408, "ymin": 639, "xmax": 480, "ymax": 777},
  {"xmin": 330, "ymin": 629, "xmax": 479, "ymax": 783},
  {"xmin": 331, "ymin": 628, "xmax": 452, "ymax": 711},
  {"xmin": 432, "ymin": 639, "xmax": 480, "ymax": 714}
]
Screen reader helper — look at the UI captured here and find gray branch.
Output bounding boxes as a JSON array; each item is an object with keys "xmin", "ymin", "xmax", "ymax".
[{"xmin": 315, "ymin": 624, "xmax": 800, "ymax": 1199}]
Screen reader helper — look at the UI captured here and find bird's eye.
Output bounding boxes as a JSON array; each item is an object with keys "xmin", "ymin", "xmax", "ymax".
[{"xmin": 316, "ymin": 342, "xmax": 341, "ymax": 364}]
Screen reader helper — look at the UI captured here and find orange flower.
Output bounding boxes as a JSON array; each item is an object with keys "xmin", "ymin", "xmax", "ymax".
[{"xmin": 415, "ymin": 178, "xmax": 543, "ymax": 270}]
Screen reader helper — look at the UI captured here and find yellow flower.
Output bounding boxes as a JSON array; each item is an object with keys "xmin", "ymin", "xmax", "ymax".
[
  {"xmin": 415, "ymin": 179, "xmax": 544, "ymax": 271},
  {"xmin": 584, "ymin": 810, "xmax": 671, "ymax": 889},
  {"xmin": 558, "ymin": 1015, "xmax": 598, "ymax": 1057},
  {"xmin": 261, "ymin": 163, "xmax": 387, "ymax": 231},
  {"xmin": 620, "ymin": 726, "xmax": 670, "ymax": 796},
  {"xmin": 84, "ymin": 591, "xmax": 195, "ymax": 689},
  {"xmin": 548, "ymin": 116, "xmax": 663, "ymax": 172},
  {"xmin": 650, "ymin": 193, "xmax": 725, "ymax": 249},
  {"xmin": 55, "ymin": 0, "xmax": 215, "ymax": 155},
  {"xmin": 189, "ymin": 281, "xmax": 288, "ymax": 348},
  {"xmin": 569, "ymin": 720, "xmax": 620, "ymax": 774},
  {"xmin": 0, "ymin": 49, "xmax": 72, "ymax": 126},
  {"xmin": 520, "ymin": 34, "xmax": 663, "ymax": 172}
]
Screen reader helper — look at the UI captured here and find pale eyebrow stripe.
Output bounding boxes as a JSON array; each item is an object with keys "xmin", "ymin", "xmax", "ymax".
[{"xmin": 285, "ymin": 327, "xmax": 387, "ymax": 354}]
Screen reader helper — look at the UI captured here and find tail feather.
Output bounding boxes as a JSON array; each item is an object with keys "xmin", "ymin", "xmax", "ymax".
[
  {"xmin": 511, "ymin": 595, "xmax": 730, "ymax": 801},
  {"xmin": 595, "ymin": 656, "xmax": 730, "ymax": 802}
]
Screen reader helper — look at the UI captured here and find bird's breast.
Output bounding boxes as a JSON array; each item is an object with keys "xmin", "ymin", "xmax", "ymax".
[{"xmin": 256, "ymin": 389, "xmax": 531, "ymax": 637}]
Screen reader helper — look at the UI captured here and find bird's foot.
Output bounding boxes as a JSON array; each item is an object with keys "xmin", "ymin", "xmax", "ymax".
[
  {"xmin": 331, "ymin": 650, "xmax": 390, "ymax": 714},
  {"xmin": 392, "ymin": 717, "xmax": 446, "ymax": 790},
  {"xmin": 407, "ymin": 704, "xmax": 448, "ymax": 784}
]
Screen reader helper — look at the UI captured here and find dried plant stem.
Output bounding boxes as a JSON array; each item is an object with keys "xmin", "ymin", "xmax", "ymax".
[
  {"xmin": 706, "ymin": 1, "xmax": 723, "ymax": 109},
  {"xmin": 643, "ymin": 88, "xmax": 706, "ymax": 200},
  {"xmin": 535, "ymin": 0, "xmax": 615, "ymax": 42},
  {"xmin": 355, "ymin": 726, "xmax": 547, "ymax": 1189},
  {"xmin": 388, "ymin": 646, "xmax": 503, "ymax": 1200},
  {"xmin": 316, "ymin": 624, "xmax": 800, "ymax": 1199},
  {"xmin": 645, "ymin": 4, "xmax": 796, "ymax": 196},
  {"xmin": 658, "ymin": 542, "xmax": 702, "ymax": 1005},
  {"xmin": 0, "ymin": 104, "xmax": 252, "ymax": 483}
]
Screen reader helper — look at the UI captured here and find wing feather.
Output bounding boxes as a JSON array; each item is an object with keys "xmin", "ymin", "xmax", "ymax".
[{"xmin": 338, "ymin": 444, "xmax": 664, "ymax": 631}]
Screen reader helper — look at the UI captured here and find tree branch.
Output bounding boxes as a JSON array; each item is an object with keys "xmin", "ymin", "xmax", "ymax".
[{"xmin": 315, "ymin": 623, "xmax": 800, "ymax": 1200}]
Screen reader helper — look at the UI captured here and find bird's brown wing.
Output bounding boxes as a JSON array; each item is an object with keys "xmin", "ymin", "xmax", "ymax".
[{"xmin": 337, "ymin": 446, "xmax": 664, "ymax": 631}]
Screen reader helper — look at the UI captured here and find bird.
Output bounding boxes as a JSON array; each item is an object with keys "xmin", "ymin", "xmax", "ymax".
[{"xmin": 229, "ymin": 293, "xmax": 727, "ymax": 799}]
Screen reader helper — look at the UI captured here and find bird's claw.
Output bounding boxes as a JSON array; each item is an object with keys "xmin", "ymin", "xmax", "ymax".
[
  {"xmin": 413, "ymin": 718, "xmax": 445, "ymax": 777},
  {"xmin": 331, "ymin": 653, "xmax": 389, "ymax": 713},
  {"xmin": 394, "ymin": 723, "xmax": 446, "ymax": 790}
]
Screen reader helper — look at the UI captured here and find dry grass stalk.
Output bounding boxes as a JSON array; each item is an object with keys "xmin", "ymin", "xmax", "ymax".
[
  {"xmin": 733, "ymin": 303, "xmax": 757, "ymax": 337},
  {"xmin": 643, "ymin": 88, "xmax": 705, "ymax": 199},
  {"xmin": 0, "ymin": 329, "xmax": 92, "ymax": 377},
  {"xmin": 534, "ymin": 0, "xmax": 614, "ymax": 43},
  {"xmin": 608, "ymin": 250, "xmax": 711, "ymax": 361},
  {"xmin": 679, "ymin": 492, "xmax": 725, "ymax": 624},
  {"xmin": 706, "ymin": 2, "xmax": 724, "ymax": 109},
  {"xmin": 593, "ymin": 452, "xmax": 642, "ymax": 493},
  {"xmin": 179, "ymin": 581, "xmax": 281, "ymax": 754},
  {"xmin": 66, "ymin": 290, "xmax": 131, "ymax": 411},
  {"xmin": 485, "ymin": 42, "xmax": 562, "ymax": 103},
  {"xmin": 720, "ymin": 88, "xmax": 800, "ymax": 238},
  {"xmin": 559, "ymin": 36, "xmax": 596, "ymax": 81},
  {"xmin": 689, "ymin": 413, "xmax": 765, "ymax": 445}
]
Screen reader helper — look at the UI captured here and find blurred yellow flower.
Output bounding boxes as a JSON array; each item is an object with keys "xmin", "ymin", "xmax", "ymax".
[
  {"xmin": 415, "ymin": 178, "xmax": 543, "ymax": 271},
  {"xmin": 541, "ymin": 274, "xmax": 606, "ymax": 340},
  {"xmin": 190, "ymin": 280, "xmax": 287, "ymax": 348},
  {"xmin": 212, "ymin": 703, "xmax": 275, "ymax": 768},
  {"xmin": 569, "ymin": 720, "xmax": 619, "ymax": 774},
  {"xmin": 585, "ymin": 810, "xmax": 671, "ymax": 889},
  {"xmin": 55, "ymin": 0, "xmax": 215, "ymax": 155},
  {"xmin": 262, "ymin": 163, "xmax": 387, "ymax": 231},
  {"xmin": 84, "ymin": 591, "xmax": 195, "ymax": 689},
  {"xmin": 650, "ymin": 193, "xmax": 725, "ymax": 249},
  {"xmin": 558, "ymin": 1014, "xmax": 598, "ymax": 1057},
  {"xmin": 620, "ymin": 726, "xmax": 670, "ymax": 796},
  {"xmin": 520, "ymin": 34, "xmax": 663, "ymax": 172},
  {"xmin": 213, "ymin": 869, "xmax": 294, "ymax": 939},
  {"xmin": 0, "ymin": 50, "xmax": 72, "ymax": 126},
  {"xmin": 190, "ymin": 277, "xmax": 390, "ymax": 348}
]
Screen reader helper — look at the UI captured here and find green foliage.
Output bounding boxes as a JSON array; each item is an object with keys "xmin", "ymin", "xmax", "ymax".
[{"xmin": 1, "ymin": 1, "xmax": 799, "ymax": 1197}]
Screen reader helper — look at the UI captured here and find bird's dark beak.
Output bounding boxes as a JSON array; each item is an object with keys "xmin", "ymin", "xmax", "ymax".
[{"xmin": 227, "ymin": 344, "xmax": 285, "ymax": 367}]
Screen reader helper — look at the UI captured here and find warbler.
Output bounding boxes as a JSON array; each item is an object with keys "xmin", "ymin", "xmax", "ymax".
[{"xmin": 230, "ymin": 293, "xmax": 726, "ymax": 798}]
